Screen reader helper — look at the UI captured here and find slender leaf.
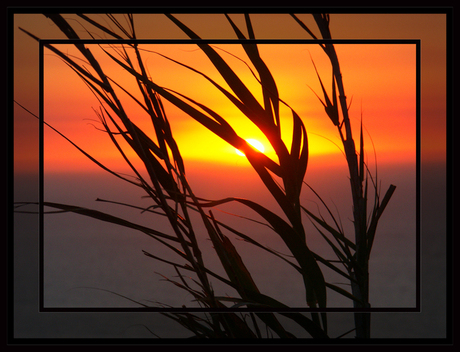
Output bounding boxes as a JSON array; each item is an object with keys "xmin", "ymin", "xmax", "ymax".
[
  {"xmin": 367, "ymin": 184, "xmax": 396, "ymax": 257},
  {"xmin": 38, "ymin": 201, "xmax": 189, "ymax": 245}
]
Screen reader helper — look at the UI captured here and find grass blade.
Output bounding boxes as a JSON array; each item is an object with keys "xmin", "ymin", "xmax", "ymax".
[
  {"xmin": 194, "ymin": 196, "xmax": 327, "ymax": 310},
  {"xmin": 39, "ymin": 201, "xmax": 189, "ymax": 245},
  {"xmin": 367, "ymin": 184, "xmax": 396, "ymax": 257}
]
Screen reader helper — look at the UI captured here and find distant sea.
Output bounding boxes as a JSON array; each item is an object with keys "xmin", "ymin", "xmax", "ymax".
[{"xmin": 12, "ymin": 159, "xmax": 447, "ymax": 339}]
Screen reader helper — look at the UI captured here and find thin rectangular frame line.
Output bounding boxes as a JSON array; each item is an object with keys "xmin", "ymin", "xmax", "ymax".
[
  {"xmin": 39, "ymin": 37, "xmax": 45, "ymax": 312},
  {"xmin": 39, "ymin": 38, "xmax": 421, "ymax": 313}
]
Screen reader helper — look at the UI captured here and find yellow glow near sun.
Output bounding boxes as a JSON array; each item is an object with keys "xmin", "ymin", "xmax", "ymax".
[{"xmin": 235, "ymin": 139, "xmax": 266, "ymax": 156}]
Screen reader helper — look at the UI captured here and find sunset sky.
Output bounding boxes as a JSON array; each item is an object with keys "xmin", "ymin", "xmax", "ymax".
[
  {"xmin": 39, "ymin": 41, "xmax": 416, "ymax": 177},
  {"xmin": 14, "ymin": 13, "xmax": 445, "ymax": 176}
]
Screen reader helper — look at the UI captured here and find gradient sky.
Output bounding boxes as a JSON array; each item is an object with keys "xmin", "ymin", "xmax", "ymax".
[
  {"xmin": 13, "ymin": 12, "xmax": 446, "ymax": 175},
  {"xmin": 14, "ymin": 13, "xmax": 446, "ymax": 173},
  {"xmin": 41, "ymin": 41, "xmax": 416, "ymax": 174}
]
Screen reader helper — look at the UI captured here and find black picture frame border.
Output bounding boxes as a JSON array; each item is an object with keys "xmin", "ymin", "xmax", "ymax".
[
  {"xmin": 8, "ymin": 6, "xmax": 453, "ymax": 345},
  {"xmin": 38, "ymin": 37, "xmax": 421, "ymax": 314}
]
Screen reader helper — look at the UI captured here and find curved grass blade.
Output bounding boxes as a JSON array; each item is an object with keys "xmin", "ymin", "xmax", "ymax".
[
  {"xmin": 225, "ymin": 13, "xmax": 281, "ymax": 130},
  {"xmin": 76, "ymin": 13, "xmax": 124, "ymax": 39},
  {"xmin": 309, "ymin": 54, "xmax": 339, "ymax": 126},
  {"xmin": 14, "ymin": 101, "xmax": 143, "ymax": 190},
  {"xmin": 135, "ymin": 47, "xmax": 284, "ymax": 176},
  {"xmin": 38, "ymin": 201, "xmax": 189, "ymax": 245},
  {"xmin": 165, "ymin": 14, "xmax": 270, "ymax": 130},
  {"xmin": 43, "ymin": 14, "xmax": 112, "ymax": 91},
  {"xmin": 192, "ymin": 196, "xmax": 327, "ymax": 310},
  {"xmin": 142, "ymin": 250, "xmax": 236, "ymax": 290},
  {"xmin": 367, "ymin": 184, "xmax": 396, "ymax": 257}
]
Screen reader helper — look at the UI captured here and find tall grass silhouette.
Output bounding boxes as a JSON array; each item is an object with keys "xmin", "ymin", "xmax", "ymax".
[{"xmin": 16, "ymin": 13, "xmax": 397, "ymax": 339}]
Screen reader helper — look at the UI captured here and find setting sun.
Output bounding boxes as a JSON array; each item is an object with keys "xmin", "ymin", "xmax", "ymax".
[
  {"xmin": 235, "ymin": 138, "xmax": 266, "ymax": 156},
  {"xmin": 41, "ymin": 42, "xmax": 416, "ymax": 170}
]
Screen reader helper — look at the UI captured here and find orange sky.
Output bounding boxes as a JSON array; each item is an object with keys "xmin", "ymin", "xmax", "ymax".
[
  {"xmin": 41, "ymin": 41, "xmax": 416, "ymax": 174},
  {"xmin": 13, "ymin": 13, "xmax": 445, "ymax": 178}
]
